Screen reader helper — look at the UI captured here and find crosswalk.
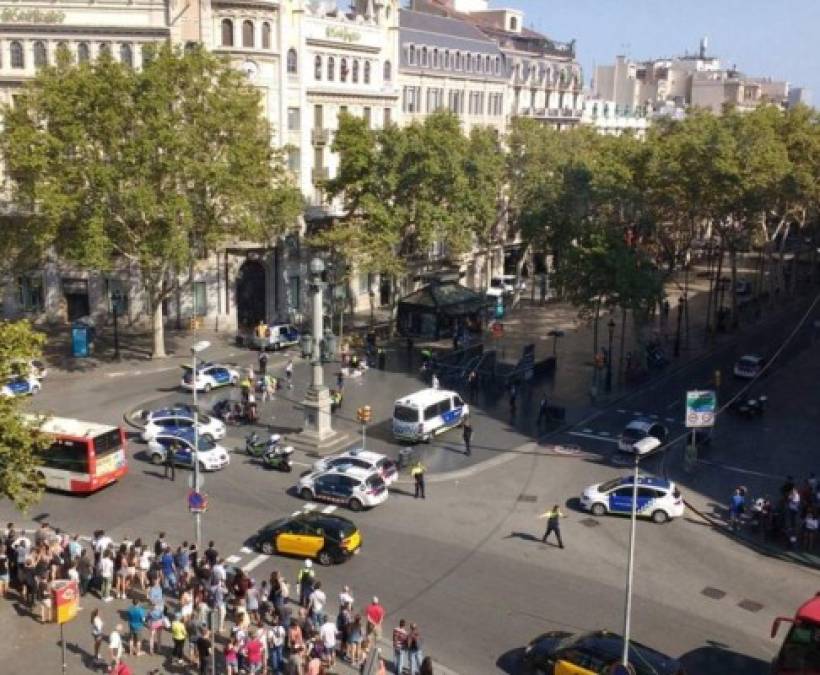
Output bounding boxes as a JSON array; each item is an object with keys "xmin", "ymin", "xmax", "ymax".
[
  {"xmin": 292, "ymin": 502, "xmax": 337, "ymax": 516},
  {"xmin": 568, "ymin": 408, "xmax": 681, "ymax": 445}
]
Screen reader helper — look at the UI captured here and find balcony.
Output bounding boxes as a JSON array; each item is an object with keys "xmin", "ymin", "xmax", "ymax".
[
  {"xmin": 311, "ymin": 167, "xmax": 329, "ymax": 184},
  {"xmin": 311, "ymin": 128, "xmax": 330, "ymax": 145}
]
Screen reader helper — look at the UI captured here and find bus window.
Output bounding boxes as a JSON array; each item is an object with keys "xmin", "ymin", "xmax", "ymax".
[
  {"xmin": 93, "ymin": 429, "xmax": 123, "ymax": 456},
  {"xmin": 438, "ymin": 398, "xmax": 452, "ymax": 415},
  {"xmin": 42, "ymin": 440, "xmax": 89, "ymax": 473},
  {"xmin": 393, "ymin": 405, "xmax": 418, "ymax": 423},
  {"xmin": 423, "ymin": 404, "xmax": 438, "ymax": 421}
]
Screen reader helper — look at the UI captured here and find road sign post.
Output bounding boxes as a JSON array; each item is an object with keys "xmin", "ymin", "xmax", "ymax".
[{"xmin": 685, "ymin": 390, "xmax": 716, "ymax": 471}]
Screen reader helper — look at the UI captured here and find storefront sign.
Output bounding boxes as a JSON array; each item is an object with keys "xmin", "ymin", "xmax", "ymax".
[
  {"xmin": 325, "ymin": 26, "xmax": 361, "ymax": 43},
  {"xmin": 1, "ymin": 8, "xmax": 66, "ymax": 24}
]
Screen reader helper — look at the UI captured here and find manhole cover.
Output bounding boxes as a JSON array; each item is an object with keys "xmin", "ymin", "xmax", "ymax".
[
  {"xmin": 517, "ymin": 494, "xmax": 537, "ymax": 503},
  {"xmin": 701, "ymin": 587, "xmax": 726, "ymax": 600},
  {"xmin": 580, "ymin": 518, "xmax": 600, "ymax": 528},
  {"xmin": 738, "ymin": 599, "xmax": 764, "ymax": 613}
]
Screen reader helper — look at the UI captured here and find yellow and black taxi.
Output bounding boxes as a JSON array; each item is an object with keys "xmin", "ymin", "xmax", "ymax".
[
  {"xmin": 253, "ymin": 512, "xmax": 361, "ymax": 566},
  {"xmin": 523, "ymin": 630, "xmax": 685, "ymax": 675}
]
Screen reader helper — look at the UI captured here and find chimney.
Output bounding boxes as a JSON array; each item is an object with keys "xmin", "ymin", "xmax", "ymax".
[{"xmin": 699, "ymin": 36, "xmax": 708, "ymax": 58}]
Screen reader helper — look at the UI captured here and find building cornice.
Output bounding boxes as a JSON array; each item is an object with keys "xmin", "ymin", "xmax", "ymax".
[
  {"xmin": 305, "ymin": 88, "xmax": 399, "ymax": 101},
  {"xmin": 212, "ymin": 0, "xmax": 280, "ymax": 11},
  {"xmin": 0, "ymin": 24, "xmax": 170, "ymax": 37},
  {"xmin": 306, "ymin": 38, "xmax": 380, "ymax": 54}
]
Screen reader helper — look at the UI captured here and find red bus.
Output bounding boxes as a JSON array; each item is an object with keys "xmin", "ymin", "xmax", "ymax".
[
  {"xmin": 771, "ymin": 594, "xmax": 820, "ymax": 674},
  {"xmin": 30, "ymin": 416, "xmax": 128, "ymax": 493}
]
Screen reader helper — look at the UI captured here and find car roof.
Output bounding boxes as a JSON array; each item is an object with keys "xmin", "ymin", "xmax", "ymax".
[
  {"xmin": 739, "ymin": 354, "xmax": 763, "ymax": 362},
  {"xmin": 324, "ymin": 465, "xmax": 379, "ymax": 480},
  {"xmin": 338, "ymin": 449, "xmax": 385, "ymax": 463},
  {"xmin": 395, "ymin": 388, "xmax": 459, "ymax": 407},
  {"xmin": 156, "ymin": 428, "xmax": 199, "ymax": 442},
  {"xmin": 265, "ymin": 512, "xmax": 355, "ymax": 531},
  {"xmin": 150, "ymin": 406, "xmax": 194, "ymax": 418},
  {"xmin": 618, "ymin": 475, "xmax": 672, "ymax": 490},
  {"xmin": 625, "ymin": 417, "xmax": 656, "ymax": 431}
]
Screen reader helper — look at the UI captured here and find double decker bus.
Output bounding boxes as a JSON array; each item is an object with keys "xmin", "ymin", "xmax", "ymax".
[
  {"xmin": 30, "ymin": 416, "xmax": 128, "ymax": 493},
  {"xmin": 771, "ymin": 593, "xmax": 820, "ymax": 674}
]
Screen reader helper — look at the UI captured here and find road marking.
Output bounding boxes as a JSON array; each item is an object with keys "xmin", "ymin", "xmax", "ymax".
[
  {"xmin": 242, "ymin": 554, "xmax": 267, "ymax": 573},
  {"xmin": 303, "ymin": 503, "xmax": 318, "ymax": 511},
  {"xmin": 665, "ymin": 417, "xmax": 677, "ymax": 423},
  {"xmin": 598, "ymin": 431, "xmax": 610, "ymax": 436},
  {"xmin": 633, "ymin": 411, "xmax": 643, "ymax": 416},
  {"xmin": 616, "ymin": 409, "xmax": 627, "ymax": 414},
  {"xmin": 106, "ymin": 366, "xmax": 177, "ymax": 378},
  {"xmin": 581, "ymin": 428, "xmax": 593, "ymax": 433},
  {"xmin": 292, "ymin": 460, "xmax": 312, "ymax": 468},
  {"xmin": 697, "ymin": 459, "xmax": 782, "ymax": 479},
  {"xmin": 321, "ymin": 505, "xmax": 337, "ymax": 514},
  {"xmin": 225, "ymin": 555, "xmax": 241, "ymax": 564},
  {"xmin": 568, "ymin": 431, "xmax": 619, "ymax": 444},
  {"xmin": 239, "ymin": 546, "xmax": 253, "ymax": 554},
  {"xmin": 649, "ymin": 414, "xmax": 659, "ymax": 419}
]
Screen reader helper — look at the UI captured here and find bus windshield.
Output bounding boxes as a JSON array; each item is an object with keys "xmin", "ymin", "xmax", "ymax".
[
  {"xmin": 93, "ymin": 429, "xmax": 123, "ymax": 456},
  {"xmin": 777, "ymin": 623, "xmax": 820, "ymax": 673},
  {"xmin": 41, "ymin": 439, "xmax": 89, "ymax": 473},
  {"xmin": 393, "ymin": 405, "xmax": 418, "ymax": 423}
]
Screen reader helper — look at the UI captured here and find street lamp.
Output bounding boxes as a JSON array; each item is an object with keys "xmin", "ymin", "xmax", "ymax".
[
  {"xmin": 606, "ymin": 318, "xmax": 615, "ymax": 393},
  {"xmin": 110, "ymin": 289, "xmax": 123, "ymax": 361},
  {"xmin": 191, "ymin": 339, "xmax": 211, "ymax": 550},
  {"xmin": 621, "ymin": 436, "xmax": 661, "ymax": 670},
  {"xmin": 547, "ymin": 329, "xmax": 565, "ymax": 358},
  {"xmin": 674, "ymin": 295, "xmax": 684, "ymax": 357}
]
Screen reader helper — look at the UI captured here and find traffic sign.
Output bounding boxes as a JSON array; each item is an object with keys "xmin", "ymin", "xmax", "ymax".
[
  {"xmin": 686, "ymin": 390, "xmax": 717, "ymax": 428},
  {"xmin": 188, "ymin": 491, "xmax": 208, "ymax": 513},
  {"xmin": 491, "ymin": 321, "xmax": 504, "ymax": 338}
]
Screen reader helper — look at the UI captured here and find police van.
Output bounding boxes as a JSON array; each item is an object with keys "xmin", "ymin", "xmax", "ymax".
[{"xmin": 392, "ymin": 389, "xmax": 469, "ymax": 442}]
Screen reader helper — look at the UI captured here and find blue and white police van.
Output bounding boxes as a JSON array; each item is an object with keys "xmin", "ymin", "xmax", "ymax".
[{"xmin": 391, "ymin": 388, "xmax": 468, "ymax": 442}]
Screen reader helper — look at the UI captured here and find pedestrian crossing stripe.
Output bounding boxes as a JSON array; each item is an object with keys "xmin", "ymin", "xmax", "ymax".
[
  {"xmin": 321, "ymin": 505, "xmax": 337, "ymax": 514},
  {"xmin": 225, "ymin": 555, "xmax": 241, "ymax": 564},
  {"xmin": 303, "ymin": 503, "xmax": 318, "ymax": 511}
]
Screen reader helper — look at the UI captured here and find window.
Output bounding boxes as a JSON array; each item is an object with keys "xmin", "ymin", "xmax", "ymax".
[
  {"xmin": 56, "ymin": 41, "xmax": 70, "ymax": 62},
  {"xmin": 363, "ymin": 61, "xmax": 370, "ymax": 84},
  {"xmin": 43, "ymin": 440, "xmax": 88, "ymax": 473},
  {"xmin": 287, "ymin": 107, "xmax": 300, "ymax": 131},
  {"xmin": 444, "ymin": 50, "xmax": 450, "ymax": 68},
  {"xmin": 119, "ymin": 43, "xmax": 133, "ymax": 67},
  {"xmin": 17, "ymin": 275, "xmax": 44, "ymax": 312},
  {"xmin": 262, "ymin": 22, "xmax": 271, "ymax": 49},
  {"xmin": 465, "ymin": 54, "xmax": 472, "ymax": 72},
  {"xmin": 288, "ymin": 276, "xmax": 301, "ymax": 310},
  {"xmin": 314, "ymin": 55, "xmax": 322, "ymax": 80},
  {"xmin": 242, "ymin": 20, "xmax": 254, "ymax": 48},
  {"xmin": 402, "ymin": 86, "xmax": 421, "ymax": 113},
  {"xmin": 287, "ymin": 48, "xmax": 297, "ymax": 73},
  {"xmin": 437, "ymin": 398, "xmax": 452, "ymax": 415},
  {"xmin": 383, "ymin": 107, "xmax": 391, "ymax": 126},
  {"xmin": 339, "ymin": 105, "xmax": 348, "ymax": 119},
  {"xmin": 433, "ymin": 48, "xmax": 439, "ymax": 68},
  {"xmin": 98, "ymin": 43, "xmax": 111, "ymax": 58},
  {"xmin": 363, "ymin": 107, "xmax": 371, "ymax": 127},
  {"xmin": 10, "ymin": 41, "xmax": 24, "ymax": 69},
  {"xmin": 455, "ymin": 51, "xmax": 462, "ymax": 70},
  {"xmin": 221, "ymin": 19, "xmax": 234, "ymax": 47},
  {"xmin": 408, "ymin": 45, "xmax": 416, "ymax": 65},
  {"xmin": 193, "ymin": 282, "xmax": 207, "ymax": 317},
  {"xmin": 426, "ymin": 88, "xmax": 443, "ymax": 112},
  {"xmin": 141, "ymin": 44, "xmax": 154, "ymax": 65},
  {"xmin": 421, "ymin": 46, "xmax": 428, "ymax": 67},
  {"xmin": 287, "ymin": 147, "xmax": 300, "ymax": 173},
  {"xmin": 340, "ymin": 58, "xmax": 348, "ymax": 83},
  {"xmin": 327, "ymin": 56, "xmax": 335, "ymax": 81},
  {"xmin": 352, "ymin": 59, "xmax": 359, "ymax": 83},
  {"xmin": 77, "ymin": 42, "xmax": 90, "ymax": 63},
  {"xmin": 510, "ymin": 16, "xmax": 518, "ymax": 30},
  {"xmin": 423, "ymin": 404, "xmax": 438, "ymax": 421},
  {"xmin": 358, "ymin": 272, "xmax": 370, "ymax": 294},
  {"xmin": 33, "ymin": 41, "xmax": 47, "ymax": 68},
  {"xmin": 485, "ymin": 55, "xmax": 491, "ymax": 72},
  {"xmin": 495, "ymin": 57, "xmax": 500, "ymax": 74},
  {"xmin": 382, "ymin": 60, "xmax": 391, "ymax": 81}
]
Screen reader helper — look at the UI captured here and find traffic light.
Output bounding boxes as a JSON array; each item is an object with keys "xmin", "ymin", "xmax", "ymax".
[{"xmin": 356, "ymin": 405, "xmax": 372, "ymax": 424}]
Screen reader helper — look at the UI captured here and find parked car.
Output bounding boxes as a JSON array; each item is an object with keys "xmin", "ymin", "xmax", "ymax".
[
  {"xmin": 618, "ymin": 418, "xmax": 668, "ymax": 453},
  {"xmin": 733, "ymin": 354, "xmax": 765, "ymax": 379},
  {"xmin": 580, "ymin": 475, "xmax": 685, "ymax": 523}
]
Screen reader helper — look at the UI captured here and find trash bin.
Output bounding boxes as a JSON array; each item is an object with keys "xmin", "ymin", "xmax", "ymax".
[
  {"xmin": 71, "ymin": 322, "xmax": 91, "ymax": 358},
  {"xmin": 322, "ymin": 331, "xmax": 337, "ymax": 361},
  {"xmin": 397, "ymin": 447, "xmax": 415, "ymax": 470},
  {"xmin": 300, "ymin": 334, "xmax": 313, "ymax": 359}
]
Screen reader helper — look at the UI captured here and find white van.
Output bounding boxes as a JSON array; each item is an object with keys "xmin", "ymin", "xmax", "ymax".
[{"xmin": 392, "ymin": 389, "xmax": 469, "ymax": 442}]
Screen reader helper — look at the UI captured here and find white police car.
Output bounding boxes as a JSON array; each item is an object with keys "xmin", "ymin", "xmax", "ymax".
[
  {"xmin": 253, "ymin": 323, "xmax": 300, "ymax": 351},
  {"xmin": 733, "ymin": 354, "xmax": 765, "ymax": 379},
  {"xmin": 180, "ymin": 362, "xmax": 240, "ymax": 392},
  {"xmin": 618, "ymin": 417, "xmax": 668, "ymax": 453},
  {"xmin": 147, "ymin": 429, "xmax": 230, "ymax": 471},
  {"xmin": 297, "ymin": 466, "xmax": 388, "ymax": 511},
  {"xmin": 141, "ymin": 405, "xmax": 226, "ymax": 442},
  {"xmin": 580, "ymin": 475, "xmax": 685, "ymax": 523},
  {"xmin": 1, "ymin": 376, "xmax": 42, "ymax": 397},
  {"xmin": 311, "ymin": 449, "xmax": 398, "ymax": 486}
]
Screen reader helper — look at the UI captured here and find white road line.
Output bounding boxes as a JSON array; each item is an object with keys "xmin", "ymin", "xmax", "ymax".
[
  {"xmin": 321, "ymin": 505, "xmax": 337, "ymax": 514},
  {"xmin": 242, "ymin": 554, "xmax": 267, "ymax": 573},
  {"xmin": 292, "ymin": 460, "xmax": 312, "ymax": 468},
  {"xmin": 568, "ymin": 431, "xmax": 619, "ymax": 444},
  {"xmin": 616, "ymin": 409, "xmax": 627, "ymax": 414},
  {"xmin": 649, "ymin": 414, "xmax": 659, "ymax": 419},
  {"xmin": 239, "ymin": 546, "xmax": 253, "ymax": 554},
  {"xmin": 225, "ymin": 555, "xmax": 241, "ymax": 564},
  {"xmin": 581, "ymin": 428, "xmax": 593, "ymax": 433},
  {"xmin": 665, "ymin": 417, "xmax": 677, "ymax": 423},
  {"xmin": 598, "ymin": 431, "xmax": 610, "ymax": 436},
  {"xmin": 106, "ymin": 366, "xmax": 177, "ymax": 378},
  {"xmin": 303, "ymin": 503, "xmax": 318, "ymax": 511},
  {"xmin": 697, "ymin": 459, "xmax": 782, "ymax": 479}
]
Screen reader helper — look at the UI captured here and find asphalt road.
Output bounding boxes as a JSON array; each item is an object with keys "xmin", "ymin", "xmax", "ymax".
[{"xmin": 3, "ymin": 300, "xmax": 820, "ymax": 674}]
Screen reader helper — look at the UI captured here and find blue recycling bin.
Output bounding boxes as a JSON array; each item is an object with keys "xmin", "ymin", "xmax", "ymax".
[{"xmin": 71, "ymin": 323, "xmax": 91, "ymax": 357}]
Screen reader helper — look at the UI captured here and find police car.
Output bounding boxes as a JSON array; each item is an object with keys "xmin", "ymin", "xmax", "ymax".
[
  {"xmin": 1, "ymin": 376, "xmax": 42, "ymax": 397},
  {"xmin": 580, "ymin": 475, "xmax": 685, "ymax": 523},
  {"xmin": 297, "ymin": 466, "xmax": 388, "ymax": 511},
  {"xmin": 733, "ymin": 354, "xmax": 765, "ymax": 379},
  {"xmin": 311, "ymin": 449, "xmax": 398, "ymax": 486},
  {"xmin": 392, "ymin": 389, "xmax": 468, "ymax": 442},
  {"xmin": 180, "ymin": 362, "xmax": 240, "ymax": 392},
  {"xmin": 140, "ymin": 405, "xmax": 226, "ymax": 442},
  {"xmin": 252, "ymin": 323, "xmax": 300, "ymax": 351},
  {"xmin": 147, "ymin": 429, "xmax": 230, "ymax": 471},
  {"xmin": 617, "ymin": 417, "xmax": 668, "ymax": 453}
]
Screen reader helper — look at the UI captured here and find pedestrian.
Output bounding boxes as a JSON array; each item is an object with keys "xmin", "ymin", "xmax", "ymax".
[
  {"xmin": 787, "ymin": 486, "xmax": 801, "ymax": 530},
  {"xmin": 729, "ymin": 487, "xmax": 746, "ymax": 531},
  {"xmin": 538, "ymin": 504, "xmax": 565, "ymax": 549},
  {"xmin": 0, "ymin": 544, "xmax": 8, "ymax": 599},
  {"xmin": 99, "ymin": 550, "xmax": 114, "ymax": 601},
  {"xmin": 347, "ymin": 614, "xmax": 364, "ymax": 667},
  {"xmin": 196, "ymin": 627, "xmax": 212, "ymax": 675},
  {"xmin": 258, "ymin": 350, "xmax": 268, "ymax": 377},
  {"xmin": 431, "ymin": 373, "xmax": 439, "ymax": 390},
  {"xmin": 509, "ymin": 383, "xmax": 517, "ymax": 413},
  {"xmin": 297, "ymin": 559, "xmax": 314, "ymax": 608},
  {"xmin": 536, "ymin": 394, "xmax": 549, "ymax": 427},
  {"xmin": 126, "ymin": 597, "xmax": 146, "ymax": 656},
  {"xmin": 392, "ymin": 619, "xmax": 408, "ymax": 675},
  {"xmin": 109, "ymin": 622, "xmax": 124, "ymax": 666},
  {"xmin": 164, "ymin": 445, "xmax": 176, "ymax": 481},
  {"xmin": 308, "ymin": 579, "xmax": 326, "ymax": 626},
  {"xmin": 662, "ymin": 299, "xmax": 670, "ymax": 323},
  {"xmin": 285, "ymin": 359, "xmax": 294, "ymax": 389},
  {"xmin": 419, "ymin": 655, "xmax": 434, "ymax": 675},
  {"xmin": 462, "ymin": 420, "xmax": 473, "ymax": 457},
  {"xmin": 319, "ymin": 615, "xmax": 338, "ymax": 668},
  {"xmin": 224, "ymin": 635, "xmax": 239, "ymax": 675},
  {"xmin": 411, "ymin": 461, "xmax": 426, "ymax": 499},
  {"xmin": 336, "ymin": 370, "xmax": 344, "ymax": 391},
  {"xmin": 91, "ymin": 608, "xmax": 105, "ymax": 663},
  {"xmin": 365, "ymin": 596, "xmax": 385, "ymax": 642},
  {"xmin": 171, "ymin": 613, "xmax": 187, "ymax": 665}
]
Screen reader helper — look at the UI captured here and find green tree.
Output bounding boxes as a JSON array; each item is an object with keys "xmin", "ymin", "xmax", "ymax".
[
  {"xmin": 0, "ymin": 321, "xmax": 49, "ymax": 511},
  {"xmin": 1, "ymin": 44, "xmax": 302, "ymax": 357}
]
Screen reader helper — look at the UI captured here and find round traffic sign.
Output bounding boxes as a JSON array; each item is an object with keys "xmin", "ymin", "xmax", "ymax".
[{"xmin": 491, "ymin": 322, "xmax": 504, "ymax": 338}]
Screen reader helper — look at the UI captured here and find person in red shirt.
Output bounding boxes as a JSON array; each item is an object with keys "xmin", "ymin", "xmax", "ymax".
[
  {"xmin": 365, "ymin": 596, "xmax": 385, "ymax": 641},
  {"xmin": 244, "ymin": 631, "xmax": 263, "ymax": 675}
]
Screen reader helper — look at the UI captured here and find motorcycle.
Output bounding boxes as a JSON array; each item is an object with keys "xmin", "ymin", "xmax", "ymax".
[
  {"xmin": 262, "ymin": 441, "xmax": 294, "ymax": 472},
  {"xmin": 243, "ymin": 431, "xmax": 271, "ymax": 458}
]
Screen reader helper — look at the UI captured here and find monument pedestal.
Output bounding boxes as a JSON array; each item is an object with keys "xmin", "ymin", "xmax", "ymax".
[{"xmin": 291, "ymin": 384, "xmax": 352, "ymax": 456}]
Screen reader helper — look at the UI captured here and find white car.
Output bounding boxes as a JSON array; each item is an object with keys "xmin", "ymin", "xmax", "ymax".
[
  {"xmin": 252, "ymin": 323, "xmax": 300, "ymax": 351},
  {"xmin": 486, "ymin": 275, "xmax": 526, "ymax": 298},
  {"xmin": 1, "ymin": 376, "xmax": 42, "ymax": 397},
  {"xmin": 580, "ymin": 475, "xmax": 685, "ymax": 523},
  {"xmin": 180, "ymin": 362, "xmax": 240, "ymax": 392},
  {"xmin": 297, "ymin": 466, "xmax": 388, "ymax": 511},
  {"xmin": 148, "ymin": 430, "xmax": 230, "ymax": 471},
  {"xmin": 618, "ymin": 418, "xmax": 668, "ymax": 453},
  {"xmin": 312, "ymin": 449, "xmax": 398, "ymax": 486},
  {"xmin": 733, "ymin": 354, "xmax": 764, "ymax": 379},
  {"xmin": 140, "ymin": 405, "xmax": 226, "ymax": 442}
]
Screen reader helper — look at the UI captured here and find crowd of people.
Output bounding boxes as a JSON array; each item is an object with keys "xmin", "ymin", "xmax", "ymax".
[{"xmin": 0, "ymin": 523, "xmax": 435, "ymax": 675}]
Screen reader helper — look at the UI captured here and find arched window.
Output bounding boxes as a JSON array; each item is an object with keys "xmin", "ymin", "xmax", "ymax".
[
  {"xmin": 10, "ymin": 41, "xmax": 24, "ymax": 69},
  {"xmin": 495, "ymin": 56, "xmax": 500, "ymax": 74},
  {"xmin": 340, "ymin": 58, "xmax": 348, "ymax": 82},
  {"xmin": 119, "ymin": 43, "xmax": 133, "ymax": 67},
  {"xmin": 221, "ymin": 19, "xmax": 234, "ymax": 47},
  {"xmin": 455, "ymin": 52, "xmax": 462, "ymax": 70},
  {"xmin": 142, "ymin": 44, "xmax": 155, "ymax": 65},
  {"xmin": 352, "ymin": 60, "xmax": 359, "ymax": 83},
  {"xmin": 364, "ymin": 61, "xmax": 371, "ymax": 84},
  {"xmin": 242, "ymin": 20, "xmax": 254, "ymax": 48},
  {"xmin": 33, "ymin": 41, "xmax": 48, "ymax": 68},
  {"xmin": 408, "ymin": 45, "xmax": 415, "ymax": 65},
  {"xmin": 485, "ymin": 55, "xmax": 491, "ymax": 72},
  {"xmin": 262, "ymin": 22, "xmax": 271, "ymax": 49},
  {"xmin": 287, "ymin": 48, "xmax": 297, "ymax": 74},
  {"xmin": 78, "ymin": 42, "xmax": 90, "ymax": 64},
  {"xmin": 433, "ymin": 49, "xmax": 439, "ymax": 68},
  {"xmin": 421, "ymin": 47, "xmax": 428, "ymax": 67},
  {"xmin": 98, "ymin": 42, "xmax": 111, "ymax": 59},
  {"xmin": 510, "ymin": 16, "xmax": 518, "ymax": 31},
  {"xmin": 444, "ymin": 50, "xmax": 450, "ymax": 68},
  {"xmin": 327, "ymin": 56, "xmax": 335, "ymax": 81},
  {"xmin": 382, "ymin": 60, "xmax": 391, "ymax": 81},
  {"xmin": 314, "ymin": 55, "xmax": 322, "ymax": 80}
]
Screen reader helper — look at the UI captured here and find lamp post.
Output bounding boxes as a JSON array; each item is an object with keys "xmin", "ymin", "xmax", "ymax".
[
  {"xmin": 547, "ymin": 329, "xmax": 565, "ymax": 358},
  {"xmin": 191, "ymin": 339, "xmax": 211, "ymax": 550},
  {"xmin": 111, "ymin": 290, "xmax": 123, "ymax": 361},
  {"xmin": 606, "ymin": 318, "xmax": 615, "ymax": 393},
  {"xmin": 674, "ymin": 296, "xmax": 684, "ymax": 357}
]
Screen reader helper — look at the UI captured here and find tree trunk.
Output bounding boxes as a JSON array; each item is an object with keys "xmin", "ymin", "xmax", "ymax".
[
  {"xmin": 152, "ymin": 296, "xmax": 167, "ymax": 358},
  {"xmin": 618, "ymin": 306, "xmax": 627, "ymax": 383},
  {"xmin": 712, "ymin": 244, "xmax": 725, "ymax": 334},
  {"xmin": 729, "ymin": 243, "xmax": 738, "ymax": 329}
]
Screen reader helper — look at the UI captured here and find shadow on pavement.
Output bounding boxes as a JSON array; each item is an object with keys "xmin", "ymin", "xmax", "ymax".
[
  {"xmin": 680, "ymin": 643, "xmax": 770, "ymax": 675},
  {"xmin": 503, "ymin": 531, "xmax": 541, "ymax": 544},
  {"xmin": 496, "ymin": 646, "xmax": 527, "ymax": 674}
]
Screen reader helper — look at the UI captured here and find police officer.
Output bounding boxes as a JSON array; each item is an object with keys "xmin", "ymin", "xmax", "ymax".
[
  {"xmin": 537, "ymin": 504, "xmax": 565, "ymax": 549},
  {"xmin": 411, "ymin": 461, "xmax": 426, "ymax": 499},
  {"xmin": 164, "ymin": 443, "xmax": 176, "ymax": 481},
  {"xmin": 462, "ymin": 420, "xmax": 473, "ymax": 457},
  {"xmin": 297, "ymin": 559, "xmax": 315, "ymax": 608}
]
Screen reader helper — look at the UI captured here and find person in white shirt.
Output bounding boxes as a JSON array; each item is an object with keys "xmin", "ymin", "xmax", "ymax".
[
  {"xmin": 109, "ymin": 623, "xmax": 124, "ymax": 665},
  {"xmin": 99, "ymin": 552, "xmax": 114, "ymax": 602},
  {"xmin": 269, "ymin": 622, "xmax": 286, "ymax": 672},
  {"xmin": 308, "ymin": 581, "xmax": 326, "ymax": 626},
  {"xmin": 339, "ymin": 585, "xmax": 354, "ymax": 608},
  {"xmin": 319, "ymin": 618, "xmax": 338, "ymax": 667}
]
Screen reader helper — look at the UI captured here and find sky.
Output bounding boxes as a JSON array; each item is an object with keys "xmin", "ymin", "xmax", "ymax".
[{"xmin": 505, "ymin": 0, "xmax": 819, "ymax": 104}]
